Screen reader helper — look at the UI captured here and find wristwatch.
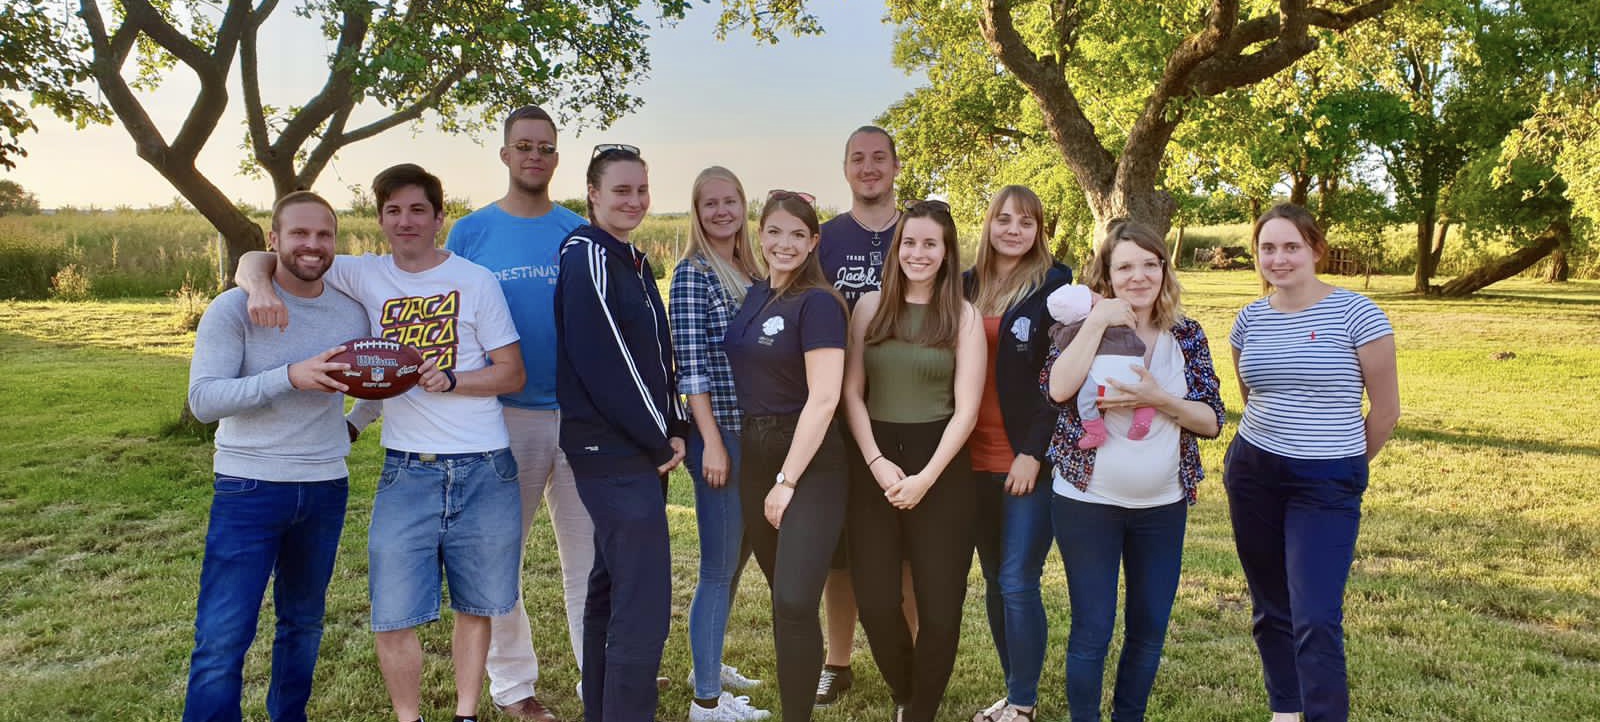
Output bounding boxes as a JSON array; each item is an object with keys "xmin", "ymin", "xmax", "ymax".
[{"xmin": 774, "ymin": 472, "xmax": 796, "ymax": 489}]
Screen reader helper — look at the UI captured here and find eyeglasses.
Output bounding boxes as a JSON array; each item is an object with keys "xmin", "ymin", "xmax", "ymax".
[
  {"xmin": 904, "ymin": 198, "xmax": 951, "ymax": 214},
  {"xmin": 591, "ymin": 143, "xmax": 641, "ymax": 158},
  {"xmin": 508, "ymin": 141, "xmax": 558, "ymax": 157},
  {"xmin": 767, "ymin": 189, "xmax": 816, "ymax": 205}
]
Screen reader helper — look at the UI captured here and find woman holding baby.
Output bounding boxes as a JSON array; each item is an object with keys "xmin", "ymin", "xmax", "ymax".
[{"xmin": 1041, "ymin": 219, "xmax": 1226, "ymax": 722}]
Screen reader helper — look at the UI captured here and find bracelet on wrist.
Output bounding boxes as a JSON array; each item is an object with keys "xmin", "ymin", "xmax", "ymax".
[
  {"xmin": 442, "ymin": 368, "xmax": 457, "ymax": 393},
  {"xmin": 867, "ymin": 454, "xmax": 885, "ymax": 467}
]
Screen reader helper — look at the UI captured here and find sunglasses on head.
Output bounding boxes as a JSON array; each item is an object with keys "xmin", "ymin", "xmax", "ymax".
[
  {"xmin": 767, "ymin": 189, "xmax": 816, "ymax": 205},
  {"xmin": 591, "ymin": 143, "xmax": 642, "ymax": 158},
  {"xmin": 904, "ymin": 198, "xmax": 951, "ymax": 214}
]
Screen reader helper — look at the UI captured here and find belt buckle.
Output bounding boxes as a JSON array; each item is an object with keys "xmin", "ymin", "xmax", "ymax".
[{"xmin": 418, "ymin": 452, "xmax": 438, "ymax": 462}]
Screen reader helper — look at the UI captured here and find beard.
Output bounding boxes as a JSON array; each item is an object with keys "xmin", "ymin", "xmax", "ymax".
[
  {"xmin": 280, "ymin": 249, "xmax": 332, "ymax": 282},
  {"xmin": 512, "ymin": 176, "xmax": 549, "ymax": 197}
]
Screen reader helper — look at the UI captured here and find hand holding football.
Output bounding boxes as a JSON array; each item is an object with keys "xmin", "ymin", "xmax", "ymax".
[{"xmin": 327, "ymin": 338, "xmax": 426, "ymax": 400}]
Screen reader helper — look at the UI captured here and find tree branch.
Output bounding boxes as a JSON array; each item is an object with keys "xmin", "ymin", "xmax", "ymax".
[
  {"xmin": 79, "ymin": 1, "xmax": 169, "ymax": 162},
  {"xmin": 294, "ymin": 65, "xmax": 468, "ymax": 188},
  {"xmin": 266, "ymin": 2, "xmax": 371, "ymax": 169},
  {"xmin": 978, "ymin": 0, "xmax": 1115, "ymax": 194},
  {"xmin": 239, "ymin": 4, "xmax": 273, "ymax": 175}
]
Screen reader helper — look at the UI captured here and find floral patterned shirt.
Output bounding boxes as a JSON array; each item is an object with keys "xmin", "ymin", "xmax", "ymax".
[{"xmin": 1040, "ymin": 317, "xmax": 1225, "ymax": 505}]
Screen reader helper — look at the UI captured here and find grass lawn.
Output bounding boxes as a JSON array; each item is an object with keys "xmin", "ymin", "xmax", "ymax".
[{"xmin": 1, "ymin": 272, "xmax": 1597, "ymax": 721}]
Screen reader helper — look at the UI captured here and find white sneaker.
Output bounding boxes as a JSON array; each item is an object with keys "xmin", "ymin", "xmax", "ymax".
[
  {"xmin": 687, "ymin": 664, "xmax": 765, "ymax": 691},
  {"xmin": 722, "ymin": 664, "xmax": 763, "ymax": 691},
  {"xmin": 718, "ymin": 691, "xmax": 771, "ymax": 721},
  {"xmin": 687, "ymin": 693, "xmax": 771, "ymax": 722}
]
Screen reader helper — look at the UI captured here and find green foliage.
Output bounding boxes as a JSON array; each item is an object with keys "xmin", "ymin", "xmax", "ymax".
[
  {"xmin": 0, "ymin": 179, "xmax": 40, "ymax": 216},
  {"xmin": 0, "ymin": 0, "xmax": 108, "ymax": 169},
  {"xmin": 556, "ymin": 198, "xmax": 589, "ymax": 217}
]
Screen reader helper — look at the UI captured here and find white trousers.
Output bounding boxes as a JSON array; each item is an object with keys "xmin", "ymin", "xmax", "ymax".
[{"xmin": 487, "ymin": 407, "xmax": 595, "ymax": 706}]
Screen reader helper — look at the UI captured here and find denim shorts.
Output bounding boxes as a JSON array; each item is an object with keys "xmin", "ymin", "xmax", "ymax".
[{"xmin": 368, "ymin": 448, "xmax": 522, "ymax": 631}]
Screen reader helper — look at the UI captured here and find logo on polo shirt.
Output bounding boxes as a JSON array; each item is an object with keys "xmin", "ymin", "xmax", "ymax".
[{"xmin": 763, "ymin": 316, "xmax": 786, "ymax": 336}]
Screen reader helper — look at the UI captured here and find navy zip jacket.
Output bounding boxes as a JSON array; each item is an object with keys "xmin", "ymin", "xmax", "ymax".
[
  {"xmin": 962, "ymin": 262, "xmax": 1073, "ymax": 463},
  {"xmin": 555, "ymin": 224, "xmax": 690, "ymax": 476}
]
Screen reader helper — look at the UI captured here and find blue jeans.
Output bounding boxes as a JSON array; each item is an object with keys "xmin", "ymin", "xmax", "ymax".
[
  {"xmin": 575, "ymin": 468, "xmax": 673, "ymax": 722},
  {"xmin": 973, "ymin": 471, "xmax": 1055, "ymax": 707},
  {"xmin": 182, "ymin": 475, "xmax": 348, "ymax": 722},
  {"xmin": 1053, "ymin": 495, "xmax": 1187, "ymax": 722},
  {"xmin": 1224, "ymin": 437, "xmax": 1367, "ymax": 722},
  {"xmin": 368, "ymin": 449, "xmax": 523, "ymax": 631},
  {"xmin": 686, "ymin": 425, "xmax": 753, "ymax": 699}
]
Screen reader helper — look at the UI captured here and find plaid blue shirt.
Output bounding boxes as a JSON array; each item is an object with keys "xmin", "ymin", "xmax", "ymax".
[{"xmin": 669, "ymin": 255, "xmax": 747, "ymax": 433}]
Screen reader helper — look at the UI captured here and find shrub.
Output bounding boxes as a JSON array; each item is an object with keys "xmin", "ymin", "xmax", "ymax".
[
  {"xmin": 50, "ymin": 264, "xmax": 94, "ymax": 301},
  {"xmin": 169, "ymin": 275, "xmax": 214, "ymax": 331},
  {"xmin": 0, "ymin": 237, "xmax": 73, "ymax": 299}
]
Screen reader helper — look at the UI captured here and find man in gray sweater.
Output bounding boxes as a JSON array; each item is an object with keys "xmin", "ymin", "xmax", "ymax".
[{"xmin": 182, "ymin": 191, "xmax": 371, "ymax": 722}]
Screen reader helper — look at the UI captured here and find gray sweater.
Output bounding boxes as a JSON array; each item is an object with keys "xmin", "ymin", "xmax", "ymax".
[{"xmin": 188, "ymin": 283, "xmax": 370, "ymax": 481}]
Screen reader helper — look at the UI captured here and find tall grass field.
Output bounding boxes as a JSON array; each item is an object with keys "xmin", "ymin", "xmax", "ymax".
[{"xmin": 1, "ymin": 272, "xmax": 1596, "ymax": 721}]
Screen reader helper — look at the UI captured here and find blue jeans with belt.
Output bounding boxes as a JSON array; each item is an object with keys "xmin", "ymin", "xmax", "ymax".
[
  {"xmin": 1052, "ymin": 494, "xmax": 1188, "ymax": 722},
  {"xmin": 182, "ymin": 475, "xmax": 348, "ymax": 722},
  {"xmin": 1224, "ymin": 436, "xmax": 1367, "ymax": 722}
]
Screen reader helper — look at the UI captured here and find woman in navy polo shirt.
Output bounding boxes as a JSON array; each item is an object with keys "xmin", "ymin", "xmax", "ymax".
[
  {"xmin": 723, "ymin": 190, "xmax": 850, "ymax": 722},
  {"xmin": 1225, "ymin": 204, "xmax": 1399, "ymax": 722}
]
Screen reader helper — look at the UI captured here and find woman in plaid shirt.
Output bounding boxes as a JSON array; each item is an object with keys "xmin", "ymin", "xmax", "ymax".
[{"xmin": 669, "ymin": 166, "xmax": 771, "ymax": 722}]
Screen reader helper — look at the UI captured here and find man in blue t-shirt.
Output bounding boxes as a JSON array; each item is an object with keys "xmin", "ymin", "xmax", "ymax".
[
  {"xmin": 812, "ymin": 124, "xmax": 905, "ymax": 706},
  {"xmin": 444, "ymin": 105, "xmax": 587, "ymax": 722}
]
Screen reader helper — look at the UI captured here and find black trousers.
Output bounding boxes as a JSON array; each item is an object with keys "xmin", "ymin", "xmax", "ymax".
[
  {"xmin": 740, "ymin": 413, "xmax": 851, "ymax": 722},
  {"xmin": 848, "ymin": 417, "xmax": 976, "ymax": 722}
]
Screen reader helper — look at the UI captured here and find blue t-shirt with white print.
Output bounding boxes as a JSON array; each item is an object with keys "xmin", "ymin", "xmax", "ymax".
[{"xmin": 447, "ymin": 202, "xmax": 585, "ymax": 409}]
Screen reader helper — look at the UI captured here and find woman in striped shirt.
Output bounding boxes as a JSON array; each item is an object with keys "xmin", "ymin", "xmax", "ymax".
[{"xmin": 1225, "ymin": 203, "xmax": 1400, "ymax": 722}]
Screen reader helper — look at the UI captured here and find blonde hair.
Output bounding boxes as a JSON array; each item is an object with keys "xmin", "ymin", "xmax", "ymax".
[
  {"xmin": 1081, "ymin": 219, "xmax": 1184, "ymax": 330},
  {"xmin": 865, "ymin": 202, "xmax": 964, "ymax": 349},
  {"xmin": 972, "ymin": 185, "xmax": 1053, "ymax": 316},
  {"xmin": 681, "ymin": 166, "xmax": 761, "ymax": 304}
]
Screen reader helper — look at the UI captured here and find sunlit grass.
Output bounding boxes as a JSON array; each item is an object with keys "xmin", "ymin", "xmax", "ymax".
[{"xmin": 1, "ymin": 272, "xmax": 1596, "ymax": 720}]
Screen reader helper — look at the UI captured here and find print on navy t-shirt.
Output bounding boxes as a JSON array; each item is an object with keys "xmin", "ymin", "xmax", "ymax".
[
  {"xmin": 724, "ymin": 281, "xmax": 848, "ymax": 417},
  {"xmin": 819, "ymin": 213, "xmax": 889, "ymax": 310}
]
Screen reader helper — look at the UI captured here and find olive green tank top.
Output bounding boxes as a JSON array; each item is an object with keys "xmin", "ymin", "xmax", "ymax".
[{"xmin": 863, "ymin": 304, "xmax": 956, "ymax": 423}]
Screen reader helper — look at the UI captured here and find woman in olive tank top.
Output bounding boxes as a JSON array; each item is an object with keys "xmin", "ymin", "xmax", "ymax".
[{"xmin": 841, "ymin": 200, "xmax": 987, "ymax": 722}]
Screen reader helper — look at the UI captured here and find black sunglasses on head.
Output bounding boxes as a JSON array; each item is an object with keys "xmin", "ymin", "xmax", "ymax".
[
  {"xmin": 904, "ymin": 198, "xmax": 951, "ymax": 215},
  {"xmin": 591, "ymin": 143, "xmax": 641, "ymax": 158},
  {"xmin": 767, "ymin": 189, "xmax": 816, "ymax": 205}
]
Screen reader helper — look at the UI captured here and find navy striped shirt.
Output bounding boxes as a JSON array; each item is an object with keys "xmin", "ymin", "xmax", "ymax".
[{"xmin": 1231, "ymin": 288, "xmax": 1393, "ymax": 459}]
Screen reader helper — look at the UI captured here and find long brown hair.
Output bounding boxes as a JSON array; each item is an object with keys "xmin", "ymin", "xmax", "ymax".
[
  {"xmin": 1251, "ymin": 203, "xmax": 1328, "ymax": 294},
  {"xmin": 865, "ymin": 201, "xmax": 964, "ymax": 348},
  {"xmin": 972, "ymin": 185, "xmax": 1053, "ymax": 316},
  {"xmin": 682, "ymin": 166, "xmax": 761, "ymax": 304},
  {"xmin": 757, "ymin": 194, "xmax": 845, "ymax": 311},
  {"xmin": 1081, "ymin": 219, "xmax": 1184, "ymax": 330}
]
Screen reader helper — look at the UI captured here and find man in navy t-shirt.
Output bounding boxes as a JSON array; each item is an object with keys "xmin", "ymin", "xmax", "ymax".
[
  {"xmin": 444, "ymin": 105, "xmax": 587, "ymax": 722},
  {"xmin": 818, "ymin": 125, "xmax": 902, "ymax": 311},
  {"xmin": 811, "ymin": 124, "xmax": 904, "ymax": 706}
]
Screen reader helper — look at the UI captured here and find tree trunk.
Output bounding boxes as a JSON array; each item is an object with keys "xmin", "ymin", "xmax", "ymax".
[
  {"xmin": 1413, "ymin": 205, "xmax": 1437, "ymax": 293},
  {"xmin": 1431, "ymin": 221, "xmax": 1448, "ymax": 272},
  {"xmin": 1547, "ymin": 246, "xmax": 1569, "ymax": 282},
  {"xmin": 1172, "ymin": 224, "xmax": 1186, "ymax": 268},
  {"xmin": 1436, "ymin": 221, "xmax": 1566, "ymax": 297},
  {"xmin": 1289, "ymin": 171, "xmax": 1310, "ymax": 207},
  {"xmin": 1083, "ymin": 183, "xmax": 1177, "ymax": 239},
  {"xmin": 155, "ymin": 162, "xmax": 264, "ymax": 289},
  {"xmin": 1249, "ymin": 197, "xmax": 1262, "ymax": 219}
]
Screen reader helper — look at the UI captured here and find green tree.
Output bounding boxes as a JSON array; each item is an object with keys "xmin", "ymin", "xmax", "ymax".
[
  {"xmin": 36, "ymin": 0, "xmax": 805, "ymax": 279},
  {"xmin": 899, "ymin": 0, "xmax": 1398, "ymax": 235},
  {"xmin": 0, "ymin": 179, "xmax": 42, "ymax": 215},
  {"xmin": 0, "ymin": 0, "xmax": 107, "ymax": 170}
]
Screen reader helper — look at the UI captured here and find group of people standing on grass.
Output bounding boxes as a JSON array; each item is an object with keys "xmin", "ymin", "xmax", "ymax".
[{"xmin": 181, "ymin": 104, "xmax": 1399, "ymax": 722}]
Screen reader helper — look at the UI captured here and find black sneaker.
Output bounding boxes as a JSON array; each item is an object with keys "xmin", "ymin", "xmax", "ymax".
[{"xmin": 814, "ymin": 665, "xmax": 853, "ymax": 707}]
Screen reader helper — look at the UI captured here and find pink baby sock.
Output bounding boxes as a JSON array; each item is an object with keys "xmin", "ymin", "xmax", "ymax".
[
  {"xmin": 1077, "ymin": 417, "xmax": 1108, "ymax": 449},
  {"xmin": 1128, "ymin": 406, "xmax": 1156, "ymax": 441}
]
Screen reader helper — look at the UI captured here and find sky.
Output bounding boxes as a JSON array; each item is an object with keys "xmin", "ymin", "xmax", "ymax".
[{"xmin": 3, "ymin": 3, "xmax": 924, "ymax": 213}]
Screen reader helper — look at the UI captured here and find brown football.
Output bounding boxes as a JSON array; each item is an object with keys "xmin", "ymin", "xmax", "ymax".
[{"xmin": 329, "ymin": 337, "xmax": 426, "ymax": 400}]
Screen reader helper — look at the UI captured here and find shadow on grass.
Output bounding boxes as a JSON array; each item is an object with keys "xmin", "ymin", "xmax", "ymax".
[{"xmin": 1390, "ymin": 424, "xmax": 1600, "ymax": 458}]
